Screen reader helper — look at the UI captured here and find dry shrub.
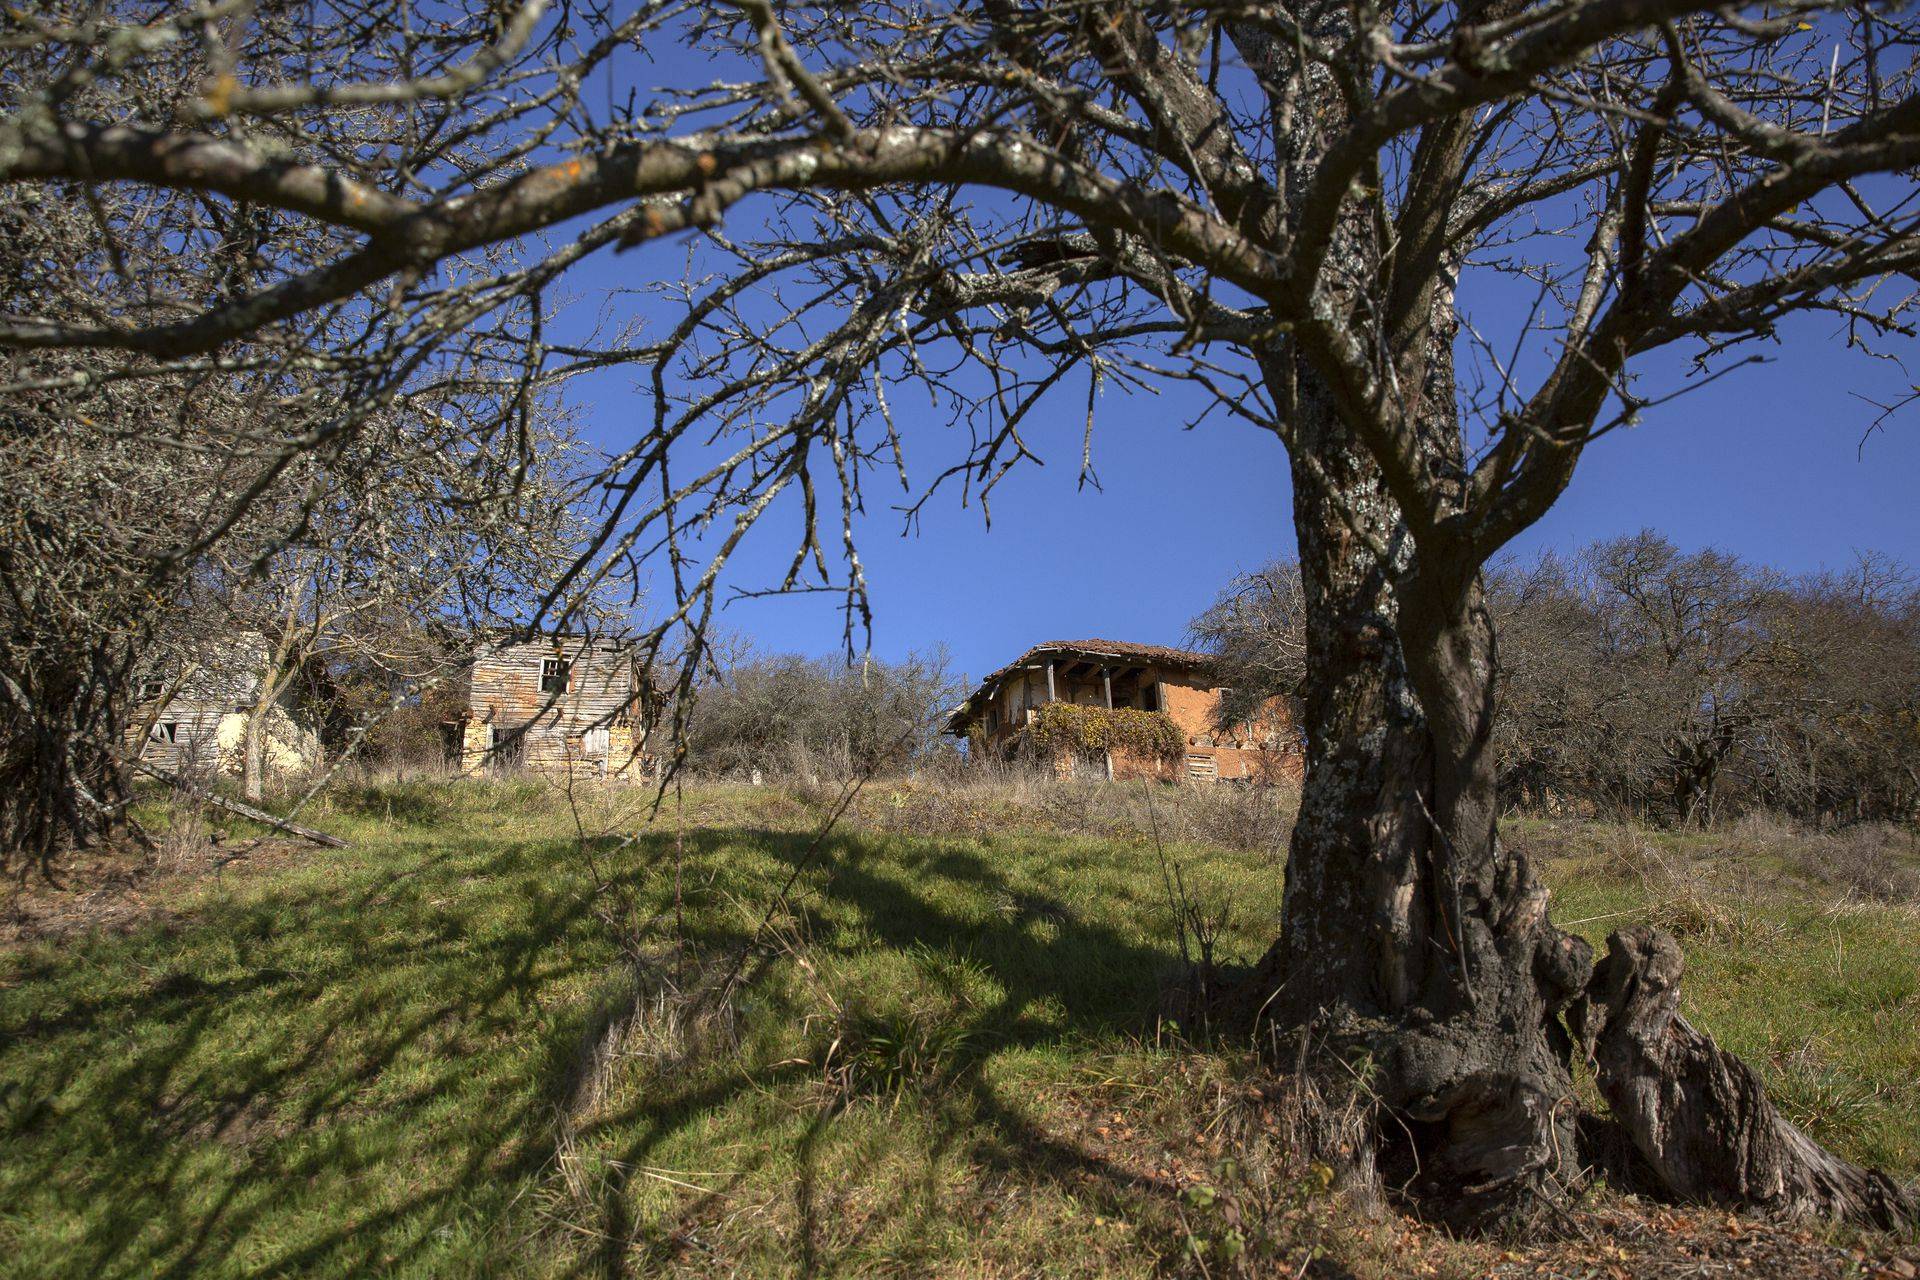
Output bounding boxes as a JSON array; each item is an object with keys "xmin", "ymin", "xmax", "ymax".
[
  {"xmin": 558, "ymin": 950, "xmax": 739, "ymax": 1126},
  {"xmin": 818, "ymin": 1002, "xmax": 977, "ymax": 1105},
  {"xmin": 1795, "ymin": 824, "xmax": 1920, "ymax": 904},
  {"xmin": 849, "ymin": 761, "xmax": 1297, "ymax": 857},
  {"xmin": 1697, "ymin": 814, "xmax": 1920, "ymax": 904},
  {"xmin": 1158, "ymin": 1053, "xmax": 1377, "ymax": 1277},
  {"xmin": 1502, "ymin": 821, "xmax": 1586, "ymax": 863},
  {"xmin": 147, "ymin": 751, "xmax": 226, "ymax": 869},
  {"xmin": 860, "ymin": 781, "xmax": 1002, "ymax": 840},
  {"xmin": 800, "ymin": 940, "xmax": 994, "ymax": 1109},
  {"xmin": 1595, "ymin": 829, "xmax": 1749, "ymax": 942},
  {"xmin": 1563, "ymin": 813, "xmax": 1918, "ymax": 922},
  {"xmin": 1725, "ymin": 808, "xmax": 1801, "ymax": 847},
  {"xmin": 541, "ymin": 949, "xmax": 745, "ymax": 1241},
  {"xmin": 153, "ymin": 785, "xmax": 211, "ymax": 870},
  {"xmin": 1146, "ymin": 783, "xmax": 1296, "ymax": 859}
]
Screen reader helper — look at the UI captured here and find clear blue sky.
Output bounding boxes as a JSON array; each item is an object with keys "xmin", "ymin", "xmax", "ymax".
[
  {"xmin": 539, "ymin": 45, "xmax": 1917, "ymax": 688},
  {"xmin": 556, "ymin": 302, "xmax": 1916, "ymax": 690}
]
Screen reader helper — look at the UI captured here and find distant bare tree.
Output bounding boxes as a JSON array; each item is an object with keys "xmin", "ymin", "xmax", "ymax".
[
  {"xmin": 1481, "ymin": 552, "xmax": 1615, "ymax": 812},
  {"xmin": 1583, "ymin": 533, "xmax": 1786, "ymax": 825},
  {"xmin": 197, "ymin": 408, "xmax": 595, "ymax": 801},
  {"xmin": 0, "ymin": 163, "xmax": 282, "ymax": 864},
  {"xmin": 1484, "ymin": 538, "xmax": 1920, "ymax": 826},
  {"xmin": 1747, "ymin": 555, "xmax": 1920, "ymax": 821},
  {"xmin": 1188, "ymin": 561, "xmax": 1308, "ymax": 733},
  {"xmin": 0, "ymin": 146, "xmax": 600, "ymax": 857},
  {"xmin": 683, "ymin": 647, "xmax": 956, "ymax": 780},
  {"xmin": 6, "ymin": 0, "xmax": 1919, "ymax": 1225}
]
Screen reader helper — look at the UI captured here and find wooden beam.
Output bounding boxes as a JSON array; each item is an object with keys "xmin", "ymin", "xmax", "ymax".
[
  {"xmin": 133, "ymin": 762, "xmax": 349, "ymax": 848},
  {"xmin": 1103, "ymin": 667, "xmax": 1113, "ymax": 709},
  {"xmin": 1046, "ymin": 660, "xmax": 1056, "ymax": 703}
]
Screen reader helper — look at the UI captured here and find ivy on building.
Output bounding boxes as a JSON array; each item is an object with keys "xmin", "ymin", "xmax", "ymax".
[{"xmin": 1020, "ymin": 702, "xmax": 1185, "ymax": 761}]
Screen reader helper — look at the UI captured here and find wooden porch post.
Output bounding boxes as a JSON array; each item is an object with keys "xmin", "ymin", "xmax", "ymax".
[
  {"xmin": 1046, "ymin": 661, "xmax": 1056, "ymax": 703},
  {"xmin": 1103, "ymin": 667, "xmax": 1115, "ymax": 780}
]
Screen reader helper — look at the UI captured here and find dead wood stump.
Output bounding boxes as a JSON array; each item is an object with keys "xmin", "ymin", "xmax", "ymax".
[{"xmin": 1575, "ymin": 925, "xmax": 1916, "ymax": 1231}]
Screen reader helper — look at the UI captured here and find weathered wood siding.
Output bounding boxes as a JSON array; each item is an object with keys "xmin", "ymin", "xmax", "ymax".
[
  {"xmin": 129, "ymin": 632, "xmax": 317, "ymax": 777},
  {"xmin": 462, "ymin": 637, "xmax": 642, "ymax": 774}
]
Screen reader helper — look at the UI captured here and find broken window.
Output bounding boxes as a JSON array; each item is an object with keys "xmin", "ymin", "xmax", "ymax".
[
  {"xmin": 540, "ymin": 656, "xmax": 571, "ymax": 694},
  {"xmin": 492, "ymin": 726, "xmax": 524, "ymax": 771},
  {"xmin": 151, "ymin": 721, "xmax": 178, "ymax": 744},
  {"xmin": 138, "ymin": 678, "xmax": 166, "ymax": 701}
]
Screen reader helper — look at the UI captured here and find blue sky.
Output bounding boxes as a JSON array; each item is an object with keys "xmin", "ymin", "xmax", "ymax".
[
  {"xmin": 540, "ymin": 36, "xmax": 1919, "ymax": 689},
  {"xmin": 559, "ymin": 302, "xmax": 1916, "ymax": 690}
]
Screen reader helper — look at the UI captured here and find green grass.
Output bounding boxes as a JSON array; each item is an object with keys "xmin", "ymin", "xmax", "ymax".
[{"xmin": 0, "ymin": 780, "xmax": 1914, "ymax": 1278}]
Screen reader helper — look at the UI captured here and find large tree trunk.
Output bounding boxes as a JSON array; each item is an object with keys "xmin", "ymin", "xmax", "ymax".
[
  {"xmin": 1231, "ymin": 360, "xmax": 1911, "ymax": 1231},
  {"xmin": 1234, "ymin": 369, "xmax": 1593, "ymax": 1223},
  {"xmin": 1577, "ymin": 927, "xmax": 1916, "ymax": 1229},
  {"xmin": 0, "ymin": 646, "xmax": 131, "ymax": 872}
]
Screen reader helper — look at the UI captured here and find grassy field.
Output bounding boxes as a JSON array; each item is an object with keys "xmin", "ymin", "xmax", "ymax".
[{"xmin": 1, "ymin": 775, "xmax": 1915, "ymax": 1278}]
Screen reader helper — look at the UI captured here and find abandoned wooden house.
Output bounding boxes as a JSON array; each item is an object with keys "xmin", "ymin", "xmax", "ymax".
[
  {"xmin": 445, "ymin": 633, "xmax": 654, "ymax": 779},
  {"xmin": 944, "ymin": 639, "xmax": 1302, "ymax": 784},
  {"xmin": 129, "ymin": 631, "xmax": 323, "ymax": 780}
]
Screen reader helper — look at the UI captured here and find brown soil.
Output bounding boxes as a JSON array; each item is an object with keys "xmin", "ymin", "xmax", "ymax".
[
  {"xmin": 0, "ymin": 832, "xmax": 307, "ymax": 946},
  {"xmin": 1064, "ymin": 1083, "xmax": 1920, "ymax": 1279}
]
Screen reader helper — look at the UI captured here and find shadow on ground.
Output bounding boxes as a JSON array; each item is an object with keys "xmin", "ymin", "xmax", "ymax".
[{"xmin": 0, "ymin": 815, "xmax": 1204, "ymax": 1279}]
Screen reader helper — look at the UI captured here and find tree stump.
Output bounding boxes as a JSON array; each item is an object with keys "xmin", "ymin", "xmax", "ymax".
[{"xmin": 1575, "ymin": 926, "xmax": 1916, "ymax": 1231}]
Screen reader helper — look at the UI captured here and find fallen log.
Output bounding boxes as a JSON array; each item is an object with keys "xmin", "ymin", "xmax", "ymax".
[
  {"xmin": 1575, "ymin": 925, "xmax": 1915, "ymax": 1230},
  {"xmin": 133, "ymin": 763, "xmax": 349, "ymax": 849}
]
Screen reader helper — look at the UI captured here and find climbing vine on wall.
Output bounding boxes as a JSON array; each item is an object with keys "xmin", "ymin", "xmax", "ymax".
[{"xmin": 1021, "ymin": 703, "xmax": 1185, "ymax": 761}]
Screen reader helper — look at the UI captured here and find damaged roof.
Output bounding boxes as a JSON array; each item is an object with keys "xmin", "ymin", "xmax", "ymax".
[{"xmin": 944, "ymin": 639, "xmax": 1214, "ymax": 734}]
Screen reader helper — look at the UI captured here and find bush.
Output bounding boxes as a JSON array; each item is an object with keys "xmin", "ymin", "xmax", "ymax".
[
  {"xmin": 683, "ymin": 648, "xmax": 957, "ymax": 781},
  {"xmin": 1021, "ymin": 702, "xmax": 1185, "ymax": 762}
]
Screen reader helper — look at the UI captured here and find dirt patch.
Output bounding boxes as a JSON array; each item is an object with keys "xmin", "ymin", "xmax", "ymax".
[
  {"xmin": 0, "ymin": 833, "xmax": 309, "ymax": 947},
  {"xmin": 1473, "ymin": 1203, "xmax": 1918, "ymax": 1279},
  {"xmin": 1054, "ymin": 1068, "xmax": 1919, "ymax": 1279}
]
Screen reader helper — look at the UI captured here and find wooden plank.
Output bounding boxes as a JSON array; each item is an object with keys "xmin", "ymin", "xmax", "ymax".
[
  {"xmin": 1046, "ymin": 661, "xmax": 1056, "ymax": 703},
  {"xmin": 133, "ymin": 762, "xmax": 349, "ymax": 848}
]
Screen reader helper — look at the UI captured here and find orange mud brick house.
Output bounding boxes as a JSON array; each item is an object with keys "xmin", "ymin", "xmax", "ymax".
[{"xmin": 944, "ymin": 639, "xmax": 1301, "ymax": 783}]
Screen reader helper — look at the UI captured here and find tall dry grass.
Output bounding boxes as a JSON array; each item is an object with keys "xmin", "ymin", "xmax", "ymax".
[{"xmin": 837, "ymin": 756, "xmax": 1300, "ymax": 859}]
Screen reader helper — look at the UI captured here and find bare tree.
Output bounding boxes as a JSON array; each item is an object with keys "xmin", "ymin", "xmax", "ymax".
[
  {"xmin": 6, "ymin": 0, "xmax": 1919, "ymax": 1224},
  {"xmin": 1188, "ymin": 560, "xmax": 1308, "ymax": 733},
  {"xmin": 1486, "ymin": 539, "xmax": 1919, "ymax": 825},
  {"xmin": 197, "ymin": 406, "xmax": 595, "ymax": 801},
  {"xmin": 1481, "ymin": 551, "xmax": 1618, "ymax": 812},
  {"xmin": 0, "ymin": 132, "xmax": 603, "ymax": 856},
  {"xmin": 1582, "ymin": 534, "xmax": 1786, "ymax": 825},
  {"xmin": 1752, "ymin": 555, "xmax": 1920, "ymax": 821},
  {"xmin": 683, "ymin": 646, "xmax": 957, "ymax": 780}
]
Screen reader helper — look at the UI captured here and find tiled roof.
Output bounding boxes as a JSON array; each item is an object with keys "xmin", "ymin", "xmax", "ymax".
[
  {"xmin": 945, "ymin": 639, "xmax": 1213, "ymax": 733},
  {"xmin": 1031, "ymin": 639, "xmax": 1212, "ymax": 667}
]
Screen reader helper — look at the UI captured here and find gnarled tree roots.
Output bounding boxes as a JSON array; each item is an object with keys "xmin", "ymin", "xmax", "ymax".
[
  {"xmin": 1575, "ymin": 925, "xmax": 1917, "ymax": 1231},
  {"xmin": 1213, "ymin": 924, "xmax": 1915, "ymax": 1233}
]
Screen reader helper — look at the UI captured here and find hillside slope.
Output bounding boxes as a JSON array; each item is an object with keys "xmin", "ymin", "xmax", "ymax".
[{"xmin": 2, "ymin": 778, "xmax": 1915, "ymax": 1278}]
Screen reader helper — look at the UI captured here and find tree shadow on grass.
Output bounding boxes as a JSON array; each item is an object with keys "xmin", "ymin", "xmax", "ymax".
[
  {"xmin": 573, "ymin": 824, "xmax": 1202, "ymax": 1277},
  {"xmin": 0, "ymin": 817, "xmax": 1205, "ymax": 1279},
  {"xmin": 1, "ymin": 827, "xmax": 679, "ymax": 1278}
]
